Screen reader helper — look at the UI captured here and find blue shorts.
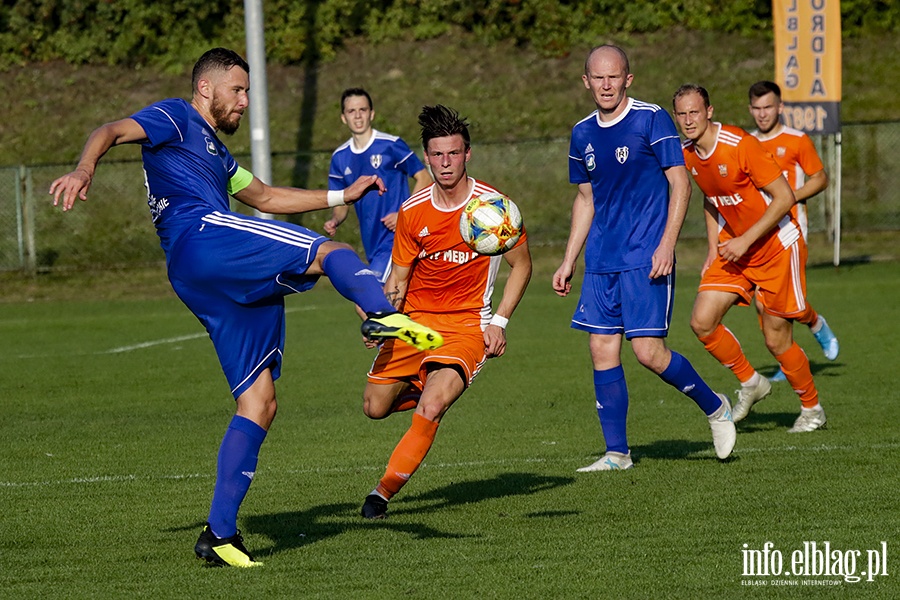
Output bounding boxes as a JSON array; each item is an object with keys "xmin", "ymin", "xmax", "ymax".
[
  {"xmin": 367, "ymin": 248, "xmax": 392, "ymax": 284},
  {"xmin": 571, "ymin": 268, "xmax": 674, "ymax": 339},
  {"xmin": 167, "ymin": 211, "xmax": 327, "ymax": 399}
]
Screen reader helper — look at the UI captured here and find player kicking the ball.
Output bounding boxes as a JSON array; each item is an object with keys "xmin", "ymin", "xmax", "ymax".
[
  {"xmin": 50, "ymin": 48, "xmax": 441, "ymax": 567},
  {"xmin": 358, "ymin": 105, "xmax": 532, "ymax": 519}
]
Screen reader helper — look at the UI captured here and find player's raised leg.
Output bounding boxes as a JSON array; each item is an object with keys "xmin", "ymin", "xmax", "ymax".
[{"xmin": 315, "ymin": 243, "xmax": 443, "ymax": 351}]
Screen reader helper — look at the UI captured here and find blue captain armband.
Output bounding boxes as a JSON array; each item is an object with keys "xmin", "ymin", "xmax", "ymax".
[{"xmin": 227, "ymin": 166, "xmax": 254, "ymax": 195}]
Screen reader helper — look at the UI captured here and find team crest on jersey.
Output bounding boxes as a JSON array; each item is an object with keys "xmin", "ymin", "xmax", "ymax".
[
  {"xmin": 615, "ymin": 146, "xmax": 629, "ymax": 164},
  {"xmin": 718, "ymin": 164, "xmax": 728, "ymax": 177},
  {"xmin": 370, "ymin": 154, "xmax": 383, "ymax": 169},
  {"xmin": 204, "ymin": 137, "xmax": 218, "ymax": 156},
  {"xmin": 777, "ymin": 146, "xmax": 787, "ymax": 157},
  {"xmin": 585, "ymin": 153, "xmax": 596, "ymax": 171}
]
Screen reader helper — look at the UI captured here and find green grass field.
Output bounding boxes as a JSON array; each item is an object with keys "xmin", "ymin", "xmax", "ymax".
[{"xmin": 1, "ymin": 256, "xmax": 898, "ymax": 598}]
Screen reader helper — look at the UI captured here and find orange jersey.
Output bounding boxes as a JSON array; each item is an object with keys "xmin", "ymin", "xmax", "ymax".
[
  {"xmin": 392, "ymin": 178, "xmax": 527, "ymax": 326},
  {"xmin": 753, "ymin": 127, "xmax": 825, "ymax": 240},
  {"xmin": 683, "ymin": 123, "xmax": 801, "ymax": 267}
]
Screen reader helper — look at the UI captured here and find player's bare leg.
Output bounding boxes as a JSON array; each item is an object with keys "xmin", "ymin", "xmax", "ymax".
[{"xmin": 362, "ymin": 367, "xmax": 464, "ymax": 518}]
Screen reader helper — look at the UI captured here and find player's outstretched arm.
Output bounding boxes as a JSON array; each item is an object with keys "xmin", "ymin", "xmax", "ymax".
[
  {"xmin": 49, "ymin": 118, "xmax": 147, "ymax": 211},
  {"xmin": 485, "ymin": 240, "xmax": 533, "ymax": 358},
  {"xmin": 235, "ymin": 174, "xmax": 385, "ymax": 215}
]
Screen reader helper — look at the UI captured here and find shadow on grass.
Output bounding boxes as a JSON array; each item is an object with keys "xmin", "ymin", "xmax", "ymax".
[
  {"xmin": 205, "ymin": 471, "xmax": 574, "ymax": 560},
  {"xmin": 759, "ymin": 360, "xmax": 843, "ymax": 379},
  {"xmin": 630, "ymin": 439, "xmax": 718, "ymax": 462},
  {"xmin": 734, "ymin": 411, "xmax": 799, "ymax": 432}
]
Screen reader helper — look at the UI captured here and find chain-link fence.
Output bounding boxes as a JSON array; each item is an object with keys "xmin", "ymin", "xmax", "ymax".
[{"xmin": 2, "ymin": 121, "xmax": 899, "ymax": 273}]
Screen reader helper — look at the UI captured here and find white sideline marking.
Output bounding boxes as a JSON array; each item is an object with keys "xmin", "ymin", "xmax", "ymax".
[
  {"xmin": 2, "ymin": 442, "xmax": 898, "ymax": 489},
  {"xmin": 101, "ymin": 333, "xmax": 207, "ymax": 354},
  {"xmin": 10, "ymin": 305, "xmax": 325, "ymax": 358},
  {"xmin": 100, "ymin": 305, "xmax": 318, "ymax": 354}
]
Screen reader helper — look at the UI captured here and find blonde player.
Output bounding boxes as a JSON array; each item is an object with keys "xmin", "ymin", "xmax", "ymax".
[
  {"xmin": 359, "ymin": 105, "xmax": 532, "ymax": 518},
  {"xmin": 749, "ymin": 81, "xmax": 839, "ymax": 382},
  {"xmin": 673, "ymin": 83, "xmax": 826, "ymax": 433}
]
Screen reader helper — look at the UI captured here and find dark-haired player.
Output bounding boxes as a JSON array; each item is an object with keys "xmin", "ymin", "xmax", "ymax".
[
  {"xmin": 50, "ymin": 47, "xmax": 442, "ymax": 567},
  {"xmin": 359, "ymin": 105, "xmax": 532, "ymax": 519},
  {"xmin": 748, "ymin": 80, "xmax": 839, "ymax": 382},
  {"xmin": 325, "ymin": 87, "xmax": 432, "ymax": 282}
]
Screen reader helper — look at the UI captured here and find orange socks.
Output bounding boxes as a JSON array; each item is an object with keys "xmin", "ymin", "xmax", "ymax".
[
  {"xmin": 795, "ymin": 305, "xmax": 819, "ymax": 327},
  {"xmin": 776, "ymin": 342, "xmax": 819, "ymax": 408},
  {"xmin": 698, "ymin": 324, "xmax": 757, "ymax": 383},
  {"xmin": 375, "ymin": 413, "xmax": 439, "ymax": 500}
]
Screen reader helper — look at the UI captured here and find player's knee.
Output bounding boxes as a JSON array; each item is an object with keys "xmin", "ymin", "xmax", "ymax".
[
  {"xmin": 318, "ymin": 240, "xmax": 355, "ymax": 257},
  {"xmin": 265, "ymin": 398, "xmax": 278, "ymax": 423},
  {"xmin": 632, "ymin": 339, "xmax": 668, "ymax": 372},
  {"xmin": 362, "ymin": 391, "xmax": 391, "ymax": 420},
  {"xmin": 417, "ymin": 401, "xmax": 448, "ymax": 423},
  {"xmin": 690, "ymin": 314, "xmax": 714, "ymax": 338},
  {"xmin": 763, "ymin": 333, "xmax": 791, "ymax": 356}
]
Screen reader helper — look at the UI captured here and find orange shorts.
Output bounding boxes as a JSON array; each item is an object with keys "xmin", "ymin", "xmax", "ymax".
[
  {"xmin": 367, "ymin": 312, "xmax": 488, "ymax": 388},
  {"xmin": 699, "ymin": 241, "xmax": 808, "ymax": 318}
]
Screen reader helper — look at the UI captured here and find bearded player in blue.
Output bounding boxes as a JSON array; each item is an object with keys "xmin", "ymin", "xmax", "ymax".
[
  {"xmin": 552, "ymin": 45, "xmax": 736, "ymax": 471},
  {"xmin": 50, "ymin": 48, "xmax": 442, "ymax": 568},
  {"xmin": 325, "ymin": 88, "xmax": 432, "ymax": 282}
]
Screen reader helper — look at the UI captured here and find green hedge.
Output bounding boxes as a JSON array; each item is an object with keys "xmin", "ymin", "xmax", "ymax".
[{"xmin": 1, "ymin": 0, "xmax": 897, "ymax": 68}]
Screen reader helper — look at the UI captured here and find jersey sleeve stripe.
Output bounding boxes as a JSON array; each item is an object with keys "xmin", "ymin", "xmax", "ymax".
[
  {"xmin": 650, "ymin": 134, "xmax": 680, "ymax": 146},
  {"xmin": 151, "ymin": 107, "xmax": 184, "ymax": 142}
]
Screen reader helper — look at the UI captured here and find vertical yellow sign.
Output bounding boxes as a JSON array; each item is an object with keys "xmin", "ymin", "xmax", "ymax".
[{"xmin": 773, "ymin": 0, "xmax": 842, "ymax": 133}]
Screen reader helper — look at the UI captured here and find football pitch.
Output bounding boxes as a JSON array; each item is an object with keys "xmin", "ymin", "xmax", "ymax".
[{"xmin": 1, "ymin": 259, "xmax": 897, "ymax": 598}]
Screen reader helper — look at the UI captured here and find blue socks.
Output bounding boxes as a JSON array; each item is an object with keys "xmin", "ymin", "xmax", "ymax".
[
  {"xmin": 593, "ymin": 366, "xmax": 629, "ymax": 454},
  {"xmin": 321, "ymin": 248, "xmax": 395, "ymax": 315},
  {"xmin": 658, "ymin": 351, "xmax": 722, "ymax": 416},
  {"xmin": 208, "ymin": 415, "xmax": 267, "ymax": 539}
]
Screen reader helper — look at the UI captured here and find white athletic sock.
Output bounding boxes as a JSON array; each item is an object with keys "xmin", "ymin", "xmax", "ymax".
[{"xmin": 742, "ymin": 372, "xmax": 761, "ymax": 388}]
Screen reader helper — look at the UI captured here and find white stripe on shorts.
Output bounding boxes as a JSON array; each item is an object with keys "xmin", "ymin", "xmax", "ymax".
[
  {"xmin": 790, "ymin": 242, "xmax": 806, "ymax": 312},
  {"xmin": 202, "ymin": 211, "xmax": 319, "ymax": 249}
]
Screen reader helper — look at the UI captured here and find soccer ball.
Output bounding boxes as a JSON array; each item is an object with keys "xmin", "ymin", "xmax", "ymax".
[{"xmin": 458, "ymin": 192, "xmax": 523, "ymax": 256}]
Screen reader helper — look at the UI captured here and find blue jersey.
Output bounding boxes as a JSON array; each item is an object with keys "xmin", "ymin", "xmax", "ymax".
[
  {"xmin": 568, "ymin": 98, "xmax": 685, "ymax": 274},
  {"xmin": 328, "ymin": 130, "xmax": 425, "ymax": 264},
  {"xmin": 131, "ymin": 98, "xmax": 239, "ymax": 253},
  {"xmin": 130, "ymin": 98, "xmax": 330, "ymax": 399}
]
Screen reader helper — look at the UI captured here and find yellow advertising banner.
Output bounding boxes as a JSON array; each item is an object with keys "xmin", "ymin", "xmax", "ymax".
[{"xmin": 773, "ymin": 0, "xmax": 842, "ymax": 133}]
